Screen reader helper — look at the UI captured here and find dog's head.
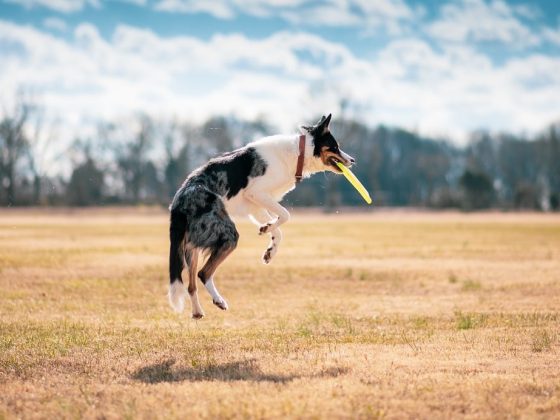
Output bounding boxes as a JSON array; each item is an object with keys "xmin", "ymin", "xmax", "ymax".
[{"xmin": 301, "ymin": 114, "xmax": 355, "ymax": 173}]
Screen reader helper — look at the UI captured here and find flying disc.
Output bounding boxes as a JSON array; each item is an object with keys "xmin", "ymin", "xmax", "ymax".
[{"xmin": 335, "ymin": 161, "xmax": 372, "ymax": 204}]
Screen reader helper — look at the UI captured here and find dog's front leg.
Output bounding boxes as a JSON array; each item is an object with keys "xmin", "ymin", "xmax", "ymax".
[
  {"xmin": 245, "ymin": 191, "xmax": 290, "ymax": 235},
  {"xmin": 250, "ymin": 207, "xmax": 283, "ymax": 264}
]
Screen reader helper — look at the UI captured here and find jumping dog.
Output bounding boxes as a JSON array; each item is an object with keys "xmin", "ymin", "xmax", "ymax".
[{"xmin": 168, "ymin": 114, "xmax": 354, "ymax": 318}]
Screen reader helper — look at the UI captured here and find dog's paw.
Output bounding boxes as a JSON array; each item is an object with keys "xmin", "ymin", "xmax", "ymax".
[
  {"xmin": 259, "ymin": 223, "xmax": 272, "ymax": 235},
  {"xmin": 262, "ymin": 246, "xmax": 277, "ymax": 264},
  {"xmin": 192, "ymin": 311, "xmax": 205, "ymax": 319},
  {"xmin": 213, "ymin": 298, "xmax": 228, "ymax": 310}
]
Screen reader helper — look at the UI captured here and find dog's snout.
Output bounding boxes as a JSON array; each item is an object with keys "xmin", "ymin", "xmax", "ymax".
[
  {"xmin": 334, "ymin": 149, "xmax": 355, "ymax": 168},
  {"xmin": 341, "ymin": 151, "xmax": 355, "ymax": 166}
]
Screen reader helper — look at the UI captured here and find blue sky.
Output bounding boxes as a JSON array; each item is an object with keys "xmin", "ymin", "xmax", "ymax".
[{"xmin": 1, "ymin": 0, "xmax": 560, "ymax": 144}]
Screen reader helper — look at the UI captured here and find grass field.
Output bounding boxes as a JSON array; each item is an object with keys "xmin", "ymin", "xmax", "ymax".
[{"xmin": 1, "ymin": 208, "xmax": 559, "ymax": 419}]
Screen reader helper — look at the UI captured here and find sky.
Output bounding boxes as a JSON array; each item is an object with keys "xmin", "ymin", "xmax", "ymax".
[{"xmin": 1, "ymin": 0, "xmax": 560, "ymax": 144}]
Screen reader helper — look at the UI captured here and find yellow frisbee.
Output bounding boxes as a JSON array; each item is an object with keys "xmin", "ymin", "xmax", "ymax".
[{"xmin": 335, "ymin": 161, "xmax": 372, "ymax": 205}]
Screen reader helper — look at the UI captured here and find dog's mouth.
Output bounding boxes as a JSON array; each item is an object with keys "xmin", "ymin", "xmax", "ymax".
[{"xmin": 329, "ymin": 157, "xmax": 346, "ymax": 172}]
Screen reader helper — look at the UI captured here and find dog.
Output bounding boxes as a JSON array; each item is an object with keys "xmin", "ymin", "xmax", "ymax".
[{"xmin": 168, "ymin": 114, "xmax": 354, "ymax": 318}]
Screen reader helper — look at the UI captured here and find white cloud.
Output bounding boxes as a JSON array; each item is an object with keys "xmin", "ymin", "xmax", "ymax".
[
  {"xmin": 43, "ymin": 16, "xmax": 68, "ymax": 32},
  {"xmin": 542, "ymin": 26, "xmax": 560, "ymax": 46},
  {"xmin": 5, "ymin": 0, "xmax": 100, "ymax": 13},
  {"xmin": 281, "ymin": 4, "xmax": 361, "ymax": 27},
  {"xmin": 512, "ymin": 3, "xmax": 541, "ymax": 20},
  {"xmin": 1, "ymin": 19, "xmax": 559, "ymax": 152},
  {"xmin": 6, "ymin": 0, "xmax": 146, "ymax": 12},
  {"xmin": 118, "ymin": 0, "xmax": 147, "ymax": 5},
  {"xmin": 0, "ymin": 20, "xmax": 350, "ymax": 138},
  {"xmin": 154, "ymin": 0, "xmax": 234, "ymax": 19},
  {"xmin": 428, "ymin": 0, "xmax": 540, "ymax": 48},
  {"xmin": 364, "ymin": 38, "xmax": 560, "ymax": 140},
  {"xmin": 152, "ymin": 0, "xmax": 420, "ymax": 33}
]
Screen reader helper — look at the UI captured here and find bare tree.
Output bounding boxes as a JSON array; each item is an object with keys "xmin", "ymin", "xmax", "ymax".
[
  {"xmin": 163, "ymin": 121, "xmax": 189, "ymax": 200},
  {"xmin": 101, "ymin": 114, "xmax": 157, "ymax": 203},
  {"xmin": 25, "ymin": 103, "xmax": 57, "ymax": 205},
  {"xmin": 459, "ymin": 169, "xmax": 494, "ymax": 210},
  {"xmin": 67, "ymin": 157, "xmax": 105, "ymax": 206},
  {"xmin": 202, "ymin": 116, "xmax": 234, "ymax": 155},
  {"xmin": 0, "ymin": 94, "xmax": 31, "ymax": 205}
]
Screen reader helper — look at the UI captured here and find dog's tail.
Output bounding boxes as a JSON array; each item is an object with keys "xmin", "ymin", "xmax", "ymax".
[{"xmin": 168, "ymin": 210, "xmax": 187, "ymax": 313}]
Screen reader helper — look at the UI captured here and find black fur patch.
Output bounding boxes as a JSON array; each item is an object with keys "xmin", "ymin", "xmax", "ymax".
[
  {"xmin": 304, "ymin": 114, "xmax": 341, "ymax": 157},
  {"xmin": 170, "ymin": 188, "xmax": 238, "ymax": 251},
  {"xmin": 205, "ymin": 147, "xmax": 267, "ymax": 199},
  {"xmin": 168, "ymin": 146, "xmax": 265, "ymax": 252},
  {"xmin": 168, "ymin": 210, "xmax": 187, "ymax": 282},
  {"xmin": 312, "ymin": 131, "xmax": 340, "ymax": 157},
  {"xmin": 177, "ymin": 146, "xmax": 267, "ymax": 200}
]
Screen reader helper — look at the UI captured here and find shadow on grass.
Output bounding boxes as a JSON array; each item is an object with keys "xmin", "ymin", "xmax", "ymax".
[{"xmin": 131, "ymin": 358, "xmax": 348, "ymax": 384}]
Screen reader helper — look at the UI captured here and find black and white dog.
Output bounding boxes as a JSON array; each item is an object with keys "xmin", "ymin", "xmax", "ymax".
[{"xmin": 168, "ymin": 114, "xmax": 354, "ymax": 318}]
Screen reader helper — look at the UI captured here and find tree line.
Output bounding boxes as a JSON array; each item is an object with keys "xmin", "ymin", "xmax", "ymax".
[{"xmin": 1, "ymin": 96, "xmax": 559, "ymax": 211}]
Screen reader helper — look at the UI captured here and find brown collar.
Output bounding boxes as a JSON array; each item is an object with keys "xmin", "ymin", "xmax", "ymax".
[{"xmin": 295, "ymin": 134, "xmax": 305, "ymax": 184}]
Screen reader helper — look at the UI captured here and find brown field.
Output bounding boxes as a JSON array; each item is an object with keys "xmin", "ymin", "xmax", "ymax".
[{"xmin": 1, "ymin": 208, "xmax": 559, "ymax": 419}]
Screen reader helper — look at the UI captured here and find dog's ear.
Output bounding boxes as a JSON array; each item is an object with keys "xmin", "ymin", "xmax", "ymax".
[
  {"xmin": 301, "ymin": 114, "xmax": 332, "ymax": 136},
  {"xmin": 316, "ymin": 113, "xmax": 332, "ymax": 134}
]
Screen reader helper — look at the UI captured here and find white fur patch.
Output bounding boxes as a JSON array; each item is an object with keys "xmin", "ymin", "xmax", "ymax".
[
  {"xmin": 340, "ymin": 150, "xmax": 353, "ymax": 163},
  {"xmin": 168, "ymin": 280, "xmax": 186, "ymax": 313},
  {"xmin": 190, "ymin": 292, "xmax": 205, "ymax": 317},
  {"xmin": 205, "ymin": 278, "xmax": 228, "ymax": 309},
  {"xmin": 204, "ymin": 278, "xmax": 220, "ymax": 300}
]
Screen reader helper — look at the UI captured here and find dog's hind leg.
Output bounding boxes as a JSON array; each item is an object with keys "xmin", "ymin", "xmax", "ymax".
[
  {"xmin": 168, "ymin": 210, "xmax": 187, "ymax": 312},
  {"xmin": 198, "ymin": 234, "xmax": 238, "ymax": 311},
  {"xmin": 250, "ymin": 208, "xmax": 282, "ymax": 264},
  {"xmin": 186, "ymin": 247, "xmax": 205, "ymax": 319}
]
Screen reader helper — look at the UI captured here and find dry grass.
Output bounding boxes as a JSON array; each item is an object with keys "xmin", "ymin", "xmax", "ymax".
[{"xmin": 1, "ymin": 208, "xmax": 559, "ymax": 419}]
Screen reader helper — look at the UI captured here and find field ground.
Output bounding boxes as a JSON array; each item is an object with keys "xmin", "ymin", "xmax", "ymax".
[{"xmin": 1, "ymin": 208, "xmax": 559, "ymax": 419}]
